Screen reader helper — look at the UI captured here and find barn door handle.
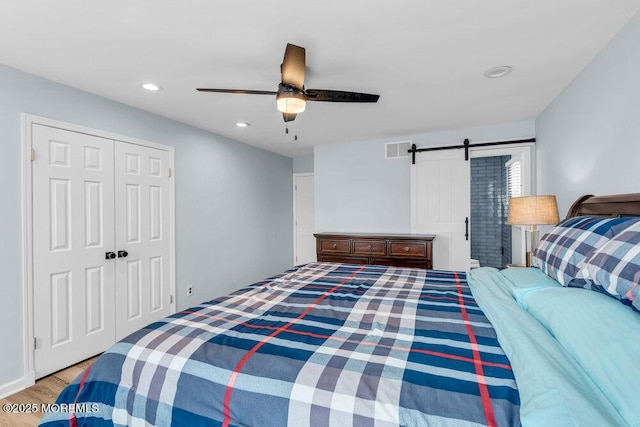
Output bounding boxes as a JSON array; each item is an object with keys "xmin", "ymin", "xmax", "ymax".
[
  {"xmin": 105, "ymin": 251, "xmax": 116, "ymax": 260},
  {"xmin": 117, "ymin": 250, "xmax": 129, "ymax": 258},
  {"xmin": 465, "ymin": 217, "xmax": 469, "ymax": 241}
]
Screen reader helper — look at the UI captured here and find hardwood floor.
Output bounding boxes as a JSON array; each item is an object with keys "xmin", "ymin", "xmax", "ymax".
[{"xmin": 0, "ymin": 356, "xmax": 99, "ymax": 427}]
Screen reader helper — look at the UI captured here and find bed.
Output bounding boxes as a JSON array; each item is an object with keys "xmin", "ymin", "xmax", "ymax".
[{"xmin": 39, "ymin": 193, "xmax": 640, "ymax": 427}]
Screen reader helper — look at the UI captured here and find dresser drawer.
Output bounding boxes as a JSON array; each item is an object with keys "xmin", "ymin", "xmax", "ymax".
[
  {"xmin": 352, "ymin": 240, "xmax": 386, "ymax": 256},
  {"xmin": 370, "ymin": 258, "xmax": 429, "ymax": 269},
  {"xmin": 318, "ymin": 255, "xmax": 368, "ymax": 265},
  {"xmin": 388, "ymin": 241, "xmax": 426, "ymax": 257},
  {"xmin": 318, "ymin": 239, "xmax": 350, "ymax": 254}
]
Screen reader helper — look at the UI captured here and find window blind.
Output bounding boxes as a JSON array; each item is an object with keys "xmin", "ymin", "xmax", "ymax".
[{"xmin": 506, "ymin": 159, "xmax": 522, "ymax": 198}]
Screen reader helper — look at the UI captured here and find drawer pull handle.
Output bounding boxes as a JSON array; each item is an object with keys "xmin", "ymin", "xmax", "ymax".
[
  {"xmin": 367, "ymin": 245, "xmax": 373, "ymax": 251},
  {"xmin": 404, "ymin": 246, "xmax": 410, "ymax": 252},
  {"xmin": 332, "ymin": 243, "xmax": 337, "ymax": 249}
]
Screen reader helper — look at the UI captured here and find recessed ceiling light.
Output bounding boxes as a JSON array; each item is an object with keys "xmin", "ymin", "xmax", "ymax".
[
  {"xmin": 483, "ymin": 66, "xmax": 513, "ymax": 79},
  {"xmin": 139, "ymin": 82, "xmax": 163, "ymax": 92},
  {"xmin": 236, "ymin": 122, "xmax": 250, "ymax": 128}
]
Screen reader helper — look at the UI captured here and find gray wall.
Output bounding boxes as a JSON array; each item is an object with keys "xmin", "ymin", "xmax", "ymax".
[
  {"xmin": 0, "ymin": 64, "xmax": 293, "ymax": 387},
  {"xmin": 293, "ymin": 154, "xmax": 314, "ymax": 173},
  {"xmin": 536, "ymin": 11, "xmax": 640, "ymax": 215},
  {"xmin": 315, "ymin": 120, "xmax": 534, "ymax": 233}
]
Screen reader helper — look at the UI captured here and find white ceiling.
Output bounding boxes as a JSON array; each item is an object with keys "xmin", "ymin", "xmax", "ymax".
[{"xmin": 1, "ymin": 1, "xmax": 639, "ymax": 158}]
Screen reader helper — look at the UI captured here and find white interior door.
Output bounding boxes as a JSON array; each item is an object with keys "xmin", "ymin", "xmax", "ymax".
[
  {"xmin": 411, "ymin": 149, "xmax": 471, "ymax": 271},
  {"xmin": 32, "ymin": 125, "xmax": 116, "ymax": 378},
  {"xmin": 114, "ymin": 141, "xmax": 172, "ymax": 340},
  {"xmin": 294, "ymin": 174, "xmax": 316, "ymax": 265}
]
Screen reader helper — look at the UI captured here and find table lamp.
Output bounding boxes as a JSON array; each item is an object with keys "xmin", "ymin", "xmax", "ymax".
[{"xmin": 507, "ymin": 195, "xmax": 560, "ymax": 266}]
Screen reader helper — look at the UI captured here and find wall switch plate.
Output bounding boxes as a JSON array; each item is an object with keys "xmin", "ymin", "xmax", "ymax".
[{"xmin": 187, "ymin": 286, "xmax": 193, "ymax": 296}]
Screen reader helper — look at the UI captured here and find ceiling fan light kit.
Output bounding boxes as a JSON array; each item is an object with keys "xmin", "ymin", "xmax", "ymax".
[
  {"xmin": 276, "ymin": 84, "xmax": 307, "ymax": 114},
  {"xmin": 197, "ymin": 43, "xmax": 379, "ymax": 124}
]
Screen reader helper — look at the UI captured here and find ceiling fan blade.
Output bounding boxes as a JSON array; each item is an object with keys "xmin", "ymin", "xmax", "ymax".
[
  {"xmin": 281, "ymin": 43, "xmax": 305, "ymax": 89},
  {"xmin": 196, "ymin": 88, "xmax": 277, "ymax": 95},
  {"xmin": 282, "ymin": 112, "xmax": 297, "ymax": 123},
  {"xmin": 305, "ymin": 89, "xmax": 380, "ymax": 103}
]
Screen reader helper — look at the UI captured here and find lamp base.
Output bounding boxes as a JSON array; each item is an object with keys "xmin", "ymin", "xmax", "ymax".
[
  {"xmin": 526, "ymin": 251, "xmax": 533, "ymax": 267},
  {"xmin": 526, "ymin": 225, "xmax": 539, "ymax": 268}
]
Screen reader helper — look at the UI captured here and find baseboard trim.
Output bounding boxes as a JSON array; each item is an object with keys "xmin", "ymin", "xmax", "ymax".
[{"xmin": 0, "ymin": 371, "xmax": 35, "ymax": 400}]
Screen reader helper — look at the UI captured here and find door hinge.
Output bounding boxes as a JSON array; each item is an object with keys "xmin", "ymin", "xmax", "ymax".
[
  {"xmin": 168, "ymin": 168, "xmax": 172, "ymax": 178},
  {"xmin": 295, "ymin": 184, "xmax": 297, "ymax": 191},
  {"xmin": 31, "ymin": 148, "xmax": 36, "ymax": 161},
  {"xmin": 33, "ymin": 337, "xmax": 37, "ymax": 350},
  {"xmin": 169, "ymin": 295, "xmax": 173, "ymax": 305}
]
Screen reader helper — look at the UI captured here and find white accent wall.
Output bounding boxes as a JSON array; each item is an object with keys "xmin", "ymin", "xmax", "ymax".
[
  {"xmin": 537, "ymin": 12, "xmax": 640, "ymax": 215},
  {"xmin": 314, "ymin": 120, "xmax": 535, "ymax": 233},
  {"xmin": 0, "ymin": 64, "xmax": 293, "ymax": 390}
]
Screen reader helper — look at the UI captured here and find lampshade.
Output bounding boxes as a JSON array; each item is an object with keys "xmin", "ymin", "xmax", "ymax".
[{"xmin": 507, "ymin": 195, "xmax": 560, "ymax": 226}]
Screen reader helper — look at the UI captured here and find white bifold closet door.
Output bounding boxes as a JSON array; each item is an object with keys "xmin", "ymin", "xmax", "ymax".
[{"xmin": 32, "ymin": 124, "xmax": 171, "ymax": 378}]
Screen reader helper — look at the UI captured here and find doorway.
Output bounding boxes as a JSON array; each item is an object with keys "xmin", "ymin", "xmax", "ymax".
[
  {"xmin": 470, "ymin": 156, "xmax": 512, "ymax": 268},
  {"xmin": 293, "ymin": 173, "xmax": 316, "ymax": 265},
  {"xmin": 469, "ymin": 145, "xmax": 531, "ymax": 267}
]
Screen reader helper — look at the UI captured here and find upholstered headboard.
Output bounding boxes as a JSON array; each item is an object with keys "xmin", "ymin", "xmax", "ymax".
[{"xmin": 566, "ymin": 193, "xmax": 640, "ymax": 218}]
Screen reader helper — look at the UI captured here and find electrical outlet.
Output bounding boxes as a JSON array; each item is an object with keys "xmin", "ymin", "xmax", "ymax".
[{"xmin": 187, "ymin": 286, "xmax": 193, "ymax": 296}]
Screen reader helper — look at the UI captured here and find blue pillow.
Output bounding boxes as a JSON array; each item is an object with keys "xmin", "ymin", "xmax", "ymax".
[
  {"xmin": 532, "ymin": 216, "xmax": 640, "ymax": 286},
  {"xmin": 583, "ymin": 221, "xmax": 640, "ymax": 311},
  {"xmin": 515, "ymin": 285, "xmax": 640, "ymax": 426}
]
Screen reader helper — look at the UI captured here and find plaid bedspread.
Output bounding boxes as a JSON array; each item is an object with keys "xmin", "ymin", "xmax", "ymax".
[{"xmin": 40, "ymin": 262, "xmax": 520, "ymax": 427}]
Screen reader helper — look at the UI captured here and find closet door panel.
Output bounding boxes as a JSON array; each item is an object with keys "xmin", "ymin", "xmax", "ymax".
[
  {"xmin": 32, "ymin": 125, "xmax": 116, "ymax": 378},
  {"xmin": 114, "ymin": 142, "xmax": 172, "ymax": 340}
]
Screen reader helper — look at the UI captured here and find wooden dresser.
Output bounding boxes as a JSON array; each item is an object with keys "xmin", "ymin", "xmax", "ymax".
[{"xmin": 314, "ymin": 233, "xmax": 435, "ymax": 269}]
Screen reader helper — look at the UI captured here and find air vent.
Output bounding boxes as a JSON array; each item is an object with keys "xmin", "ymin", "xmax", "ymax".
[{"xmin": 385, "ymin": 141, "xmax": 411, "ymax": 159}]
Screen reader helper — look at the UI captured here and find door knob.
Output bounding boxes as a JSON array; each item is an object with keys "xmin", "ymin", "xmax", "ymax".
[
  {"xmin": 117, "ymin": 250, "xmax": 129, "ymax": 258},
  {"xmin": 105, "ymin": 251, "xmax": 116, "ymax": 260}
]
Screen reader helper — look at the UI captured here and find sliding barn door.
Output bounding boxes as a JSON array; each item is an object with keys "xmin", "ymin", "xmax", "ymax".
[
  {"xmin": 114, "ymin": 142, "xmax": 172, "ymax": 340},
  {"xmin": 32, "ymin": 125, "xmax": 116, "ymax": 377},
  {"xmin": 412, "ymin": 149, "xmax": 470, "ymax": 271}
]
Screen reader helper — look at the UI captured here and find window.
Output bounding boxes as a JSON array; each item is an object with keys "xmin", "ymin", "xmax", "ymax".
[{"xmin": 505, "ymin": 158, "xmax": 522, "ymax": 198}]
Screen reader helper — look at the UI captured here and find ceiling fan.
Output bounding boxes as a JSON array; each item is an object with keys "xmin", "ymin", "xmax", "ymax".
[{"xmin": 197, "ymin": 43, "xmax": 380, "ymax": 123}]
